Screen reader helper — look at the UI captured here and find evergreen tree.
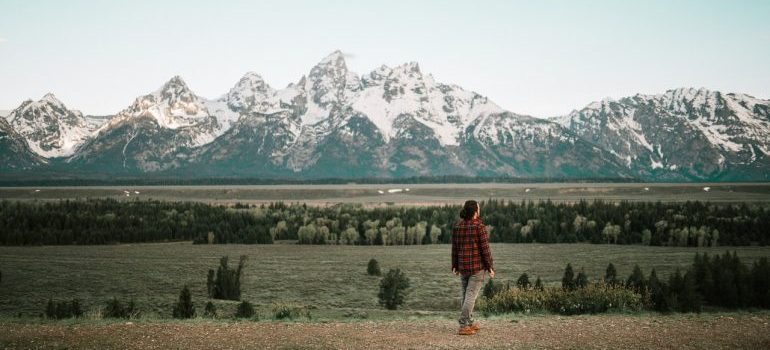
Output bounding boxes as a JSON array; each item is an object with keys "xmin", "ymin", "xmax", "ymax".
[
  {"xmin": 562, "ymin": 263, "xmax": 576, "ymax": 291},
  {"xmin": 648, "ymin": 269, "xmax": 669, "ymax": 312},
  {"xmin": 211, "ymin": 255, "xmax": 247, "ymax": 300},
  {"xmin": 378, "ymin": 268, "xmax": 410, "ymax": 310},
  {"xmin": 45, "ymin": 299, "xmax": 56, "ymax": 319},
  {"xmin": 204, "ymin": 301, "xmax": 217, "ymax": 318},
  {"xmin": 604, "ymin": 263, "xmax": 619, "ymax": 286},
  {"xmin": 751, "ymin": 257, "xmax": 770, "ymax": 308},
  {"xmin": 677, "ymin": 270, "xmax": 703, "ymax": 313},
  {"xmin": 367, "ymin": 258, "xmax": 381, "ymax": 276},
  {"xmin": 534, "ymin": 276, "xmax": 544, "ymax": 290},
  {"xmin": 516, "ymin": 273, "xmax": 531, "ymax": 289},
  {"xmin": 575, "ymin": 270, "xmax": 589, "ymax": 289},
  {"xmin": 206, "ymin": 269, "xmax": 215, "ymax": 297},
  {"xmin": 235, "ymin": 300, "xmax": 255, "ymax": 319},
  {"xmin": 626, "ymin": 265, "xmax": 646, "ymax": 294},
  {"xmin": 483, "ymin": 278, "xmax": 505, "ymax": 298},
  {"xmin": 172, "ymin": 286, "xmax": 196, "ymax": 319}
]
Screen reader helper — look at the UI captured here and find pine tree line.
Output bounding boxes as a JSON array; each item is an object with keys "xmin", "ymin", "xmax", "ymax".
[{"xmin": 2, "ymin": 198, "xmax": 768, "ymax": 246}]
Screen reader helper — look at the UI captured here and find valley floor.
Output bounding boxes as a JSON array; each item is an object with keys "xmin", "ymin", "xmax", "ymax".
[{"xmin": 1, "ymin": 312, "xmax": 769, "ymax": 350}]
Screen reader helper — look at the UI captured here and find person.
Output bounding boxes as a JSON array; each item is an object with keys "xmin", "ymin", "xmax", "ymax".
[{"xmin": 451, "ymin": 200, "xmax": 495, "ymax": 336}]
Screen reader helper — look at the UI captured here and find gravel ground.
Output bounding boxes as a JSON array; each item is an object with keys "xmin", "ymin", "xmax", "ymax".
[{"xmin": 2, "ymin": 313, "xmax": 769, "ymax": 350}]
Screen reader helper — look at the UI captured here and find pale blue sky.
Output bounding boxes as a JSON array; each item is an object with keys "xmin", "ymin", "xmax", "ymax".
[{"xmin": 1, "ymin": 0, "xmax": 768, "ymax": 117}]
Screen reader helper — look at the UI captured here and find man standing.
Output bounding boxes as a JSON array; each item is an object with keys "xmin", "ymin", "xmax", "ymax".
[{"xmin": 452, "ymin": 200, "xmax": 495, "ymax": 336}]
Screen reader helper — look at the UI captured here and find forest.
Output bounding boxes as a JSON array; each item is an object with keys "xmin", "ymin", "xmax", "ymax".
[{"xmin": 0, "ymin": 198, "xmax": 767, "ymax": 246}]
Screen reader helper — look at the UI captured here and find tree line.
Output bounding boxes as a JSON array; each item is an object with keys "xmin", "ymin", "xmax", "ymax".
[{"xmin": 1, "ymin": 198, "xmax": 768, "ymax": 246}]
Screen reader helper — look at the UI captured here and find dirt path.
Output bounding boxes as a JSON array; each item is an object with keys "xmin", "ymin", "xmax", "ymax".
[{"xmin": 2, "ymin": 313, "xmax": 769, "ymax": 350}]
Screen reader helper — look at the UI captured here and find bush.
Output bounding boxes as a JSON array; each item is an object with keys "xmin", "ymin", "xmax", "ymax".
[
  {"xmin": 378, "ymin": 268, "xmax": 410, "ymax": 310},
  {"xmin": 103, "ymin": 297, "xmax": 138, "ymax": 319},
  {"xmin": 479, "ymin": 284, "xmax": 646, "ymax": 316},
  {"xmin": 172, "ymin": 286, "xmax": 196, "ymax": 319},
  {"xmin": 208, "ymin": 255, "xmax": 247, "ymax": 301},
  {"xmin": 367, "ymin": 258, "xmax": 381, "ymax": 276},
  {"xmin": 204, "ymin": 301, "xmax": 217, "ymax": 318},
  {"xmin": 45, "ymin": 298, "xmax": 83, "ymax": 319},
  {"xmin": 235, "ymin": 300, "xmax": 256, "ymax": 319},
  {"xmin": 272, "ymin": 302, "xmax": 310, "ymax": 320},
  {"xmin": 516, "ymin": 273, "xmax": 531, "ymax": 289}
]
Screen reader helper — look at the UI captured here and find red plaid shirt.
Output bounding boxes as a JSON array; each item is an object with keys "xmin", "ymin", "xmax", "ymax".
[{"xmin": 451, "ymin": 218, "xmax": 494, "ymax": 276}]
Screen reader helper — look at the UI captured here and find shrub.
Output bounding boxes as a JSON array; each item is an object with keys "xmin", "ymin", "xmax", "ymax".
[
  {"xmin": 378, "ymin": 268, "xmax": 410, "ymax": 310},
  {"xmin": 209, "ymin": 255, "xmax": 247, "ymax": 301},
  {"xmin": 235, "ymin": 300, "xmax": 256, "ymax": 319},
  {"xmin": 367, "ymin": 259, "xmax": 381, "ymax": 276},
  {"xmin": 172, "ymin": 286, "xmax": 196, "ymax": 319},
  {"xmin": 479, "ymin": 284, "xmax": 645, "ymax": 316},
  {"xmin": 44, "ymin": 298, "xmax": 84, "ymax": 319},
  {"xmin": 272, "ymin": 302, "xmax": 310, "ymax": 320},
  {"xmin": 103, "ymin": 297, "xmax": 138, "ymax": 319},
  {"xmin": 204, "ymin": 301, "xmax": 217, "ymax": 318},
  {"xmin": 516, "ymin": 273, "xmax": 531, "ymax": 289}
]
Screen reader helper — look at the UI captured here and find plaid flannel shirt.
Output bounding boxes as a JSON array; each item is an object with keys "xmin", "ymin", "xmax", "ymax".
[{"xmin": 451, "ymin": 217, "xmax": 494, "ymax": 276}]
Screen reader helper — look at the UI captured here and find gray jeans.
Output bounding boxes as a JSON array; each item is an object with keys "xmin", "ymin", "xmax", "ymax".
[{"xmin": 458, "ymin": 270, "xmax": 485, "ymax": 327}]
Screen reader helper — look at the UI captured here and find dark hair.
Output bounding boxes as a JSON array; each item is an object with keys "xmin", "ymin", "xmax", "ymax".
[{"xmin": 459, "ymin": 200, "xmax": 479, "ymax": 220}]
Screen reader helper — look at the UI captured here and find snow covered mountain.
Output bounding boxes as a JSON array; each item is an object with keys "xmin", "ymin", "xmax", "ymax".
[
  {"xmin": 554, "ymin": 88, "xmax": 770, "ymax": 180},
  {"xmin": 0, "ymin": 117, "xmax": 44, "ymax": 171},
  {"xmin": 5, "ymin": 94, "xmax": 99, "ymax": 158},
  {"xmin": 186, "ymin": 50, "xmax": 621, "ymax": 178},
  {"xmin": 2, "ymin": 52, "xmax": 768, "ymax": 181}
]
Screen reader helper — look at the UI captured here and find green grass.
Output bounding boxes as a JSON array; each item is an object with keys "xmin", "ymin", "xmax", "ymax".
[{"xmin": 0, "ymin": 243, "xmax": 768, "ymax": 321}]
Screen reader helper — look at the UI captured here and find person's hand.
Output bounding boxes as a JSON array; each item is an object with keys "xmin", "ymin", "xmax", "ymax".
[
  {"xmin": 452, "ymin": 268, "xmax": 459, "ymax": 276},
  {"xmin": 488, "ymin": 269, "xmax": 495, "ymax": 278}
]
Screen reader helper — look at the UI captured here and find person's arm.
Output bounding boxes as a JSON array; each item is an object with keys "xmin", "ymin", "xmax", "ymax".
[
  {"xmin": 451, "ymin": 224, "xmax": 459, "ymax": 273},
  {"xmin": 478, "ymin": 223, "xmax": 493, "ymax": 272}
]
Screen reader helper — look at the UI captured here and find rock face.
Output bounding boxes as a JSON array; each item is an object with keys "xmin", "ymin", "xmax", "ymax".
[
  {"xmin": 2, "ymin": 52, "xmax": 768, "ymax": 181},
  {"xmin": 553, "ymin": 88, "xmax": 770, "ymax": 181}
]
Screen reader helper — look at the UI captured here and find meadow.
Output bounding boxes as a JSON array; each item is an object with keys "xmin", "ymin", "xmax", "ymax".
[
  {"xmin": 1, "ymin": 242, "xmax": 768, "ymax": 320},
  {"xmin": 2, "ymin": 182, "xmax": 770, "ymax": 206}
]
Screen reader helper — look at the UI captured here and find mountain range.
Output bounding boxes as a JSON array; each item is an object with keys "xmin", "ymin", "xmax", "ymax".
[{"xmin": 2, "ymin": 51, "xmax": 768, "ymax": 182}]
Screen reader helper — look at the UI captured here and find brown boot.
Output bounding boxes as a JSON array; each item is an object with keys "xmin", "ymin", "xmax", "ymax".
[
  {"xmin": 470, "ymin": 322, "xmax": 480, "ymax": 331},
  {"xmin": 458, "ymin": 326, "xmax": 476, "ymax": 335}
]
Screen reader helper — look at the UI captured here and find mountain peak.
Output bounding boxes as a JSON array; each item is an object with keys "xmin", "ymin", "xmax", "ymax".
[
  {"xmin": 41, "ymin": 92, "xmax": 60, "ymax": 102},
  {"xmin": 155, "ymin": 75, "xmax": 196, "ymax": 102},
  {"xmin": 161, "ymin": 75, "xmax": 188, "ymax": 89},
  {"xmin": 235, "ymin": 71, "xmax": 271, "ymax": 91},
  {"xmin": 310, "ymin": 50, "xmax": 348, "ymax": 76},
  {"xmin": 318, "ymin": 50, "xmax": 345, "ymax": 64}
]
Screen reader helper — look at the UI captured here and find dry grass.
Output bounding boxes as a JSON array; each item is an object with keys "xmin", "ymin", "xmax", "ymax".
[{"xmin": 2, "ymin": 182, "xmax": 770, "ymax": 206}]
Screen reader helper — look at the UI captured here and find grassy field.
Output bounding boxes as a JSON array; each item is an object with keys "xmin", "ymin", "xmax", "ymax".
[
  {"xmin": 1, "ymin": 243, "xmax": 768, "ymax": 320},
  {"xmin": 2, "ymin": 182, "xmax": 770, "ymax": 206}
]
